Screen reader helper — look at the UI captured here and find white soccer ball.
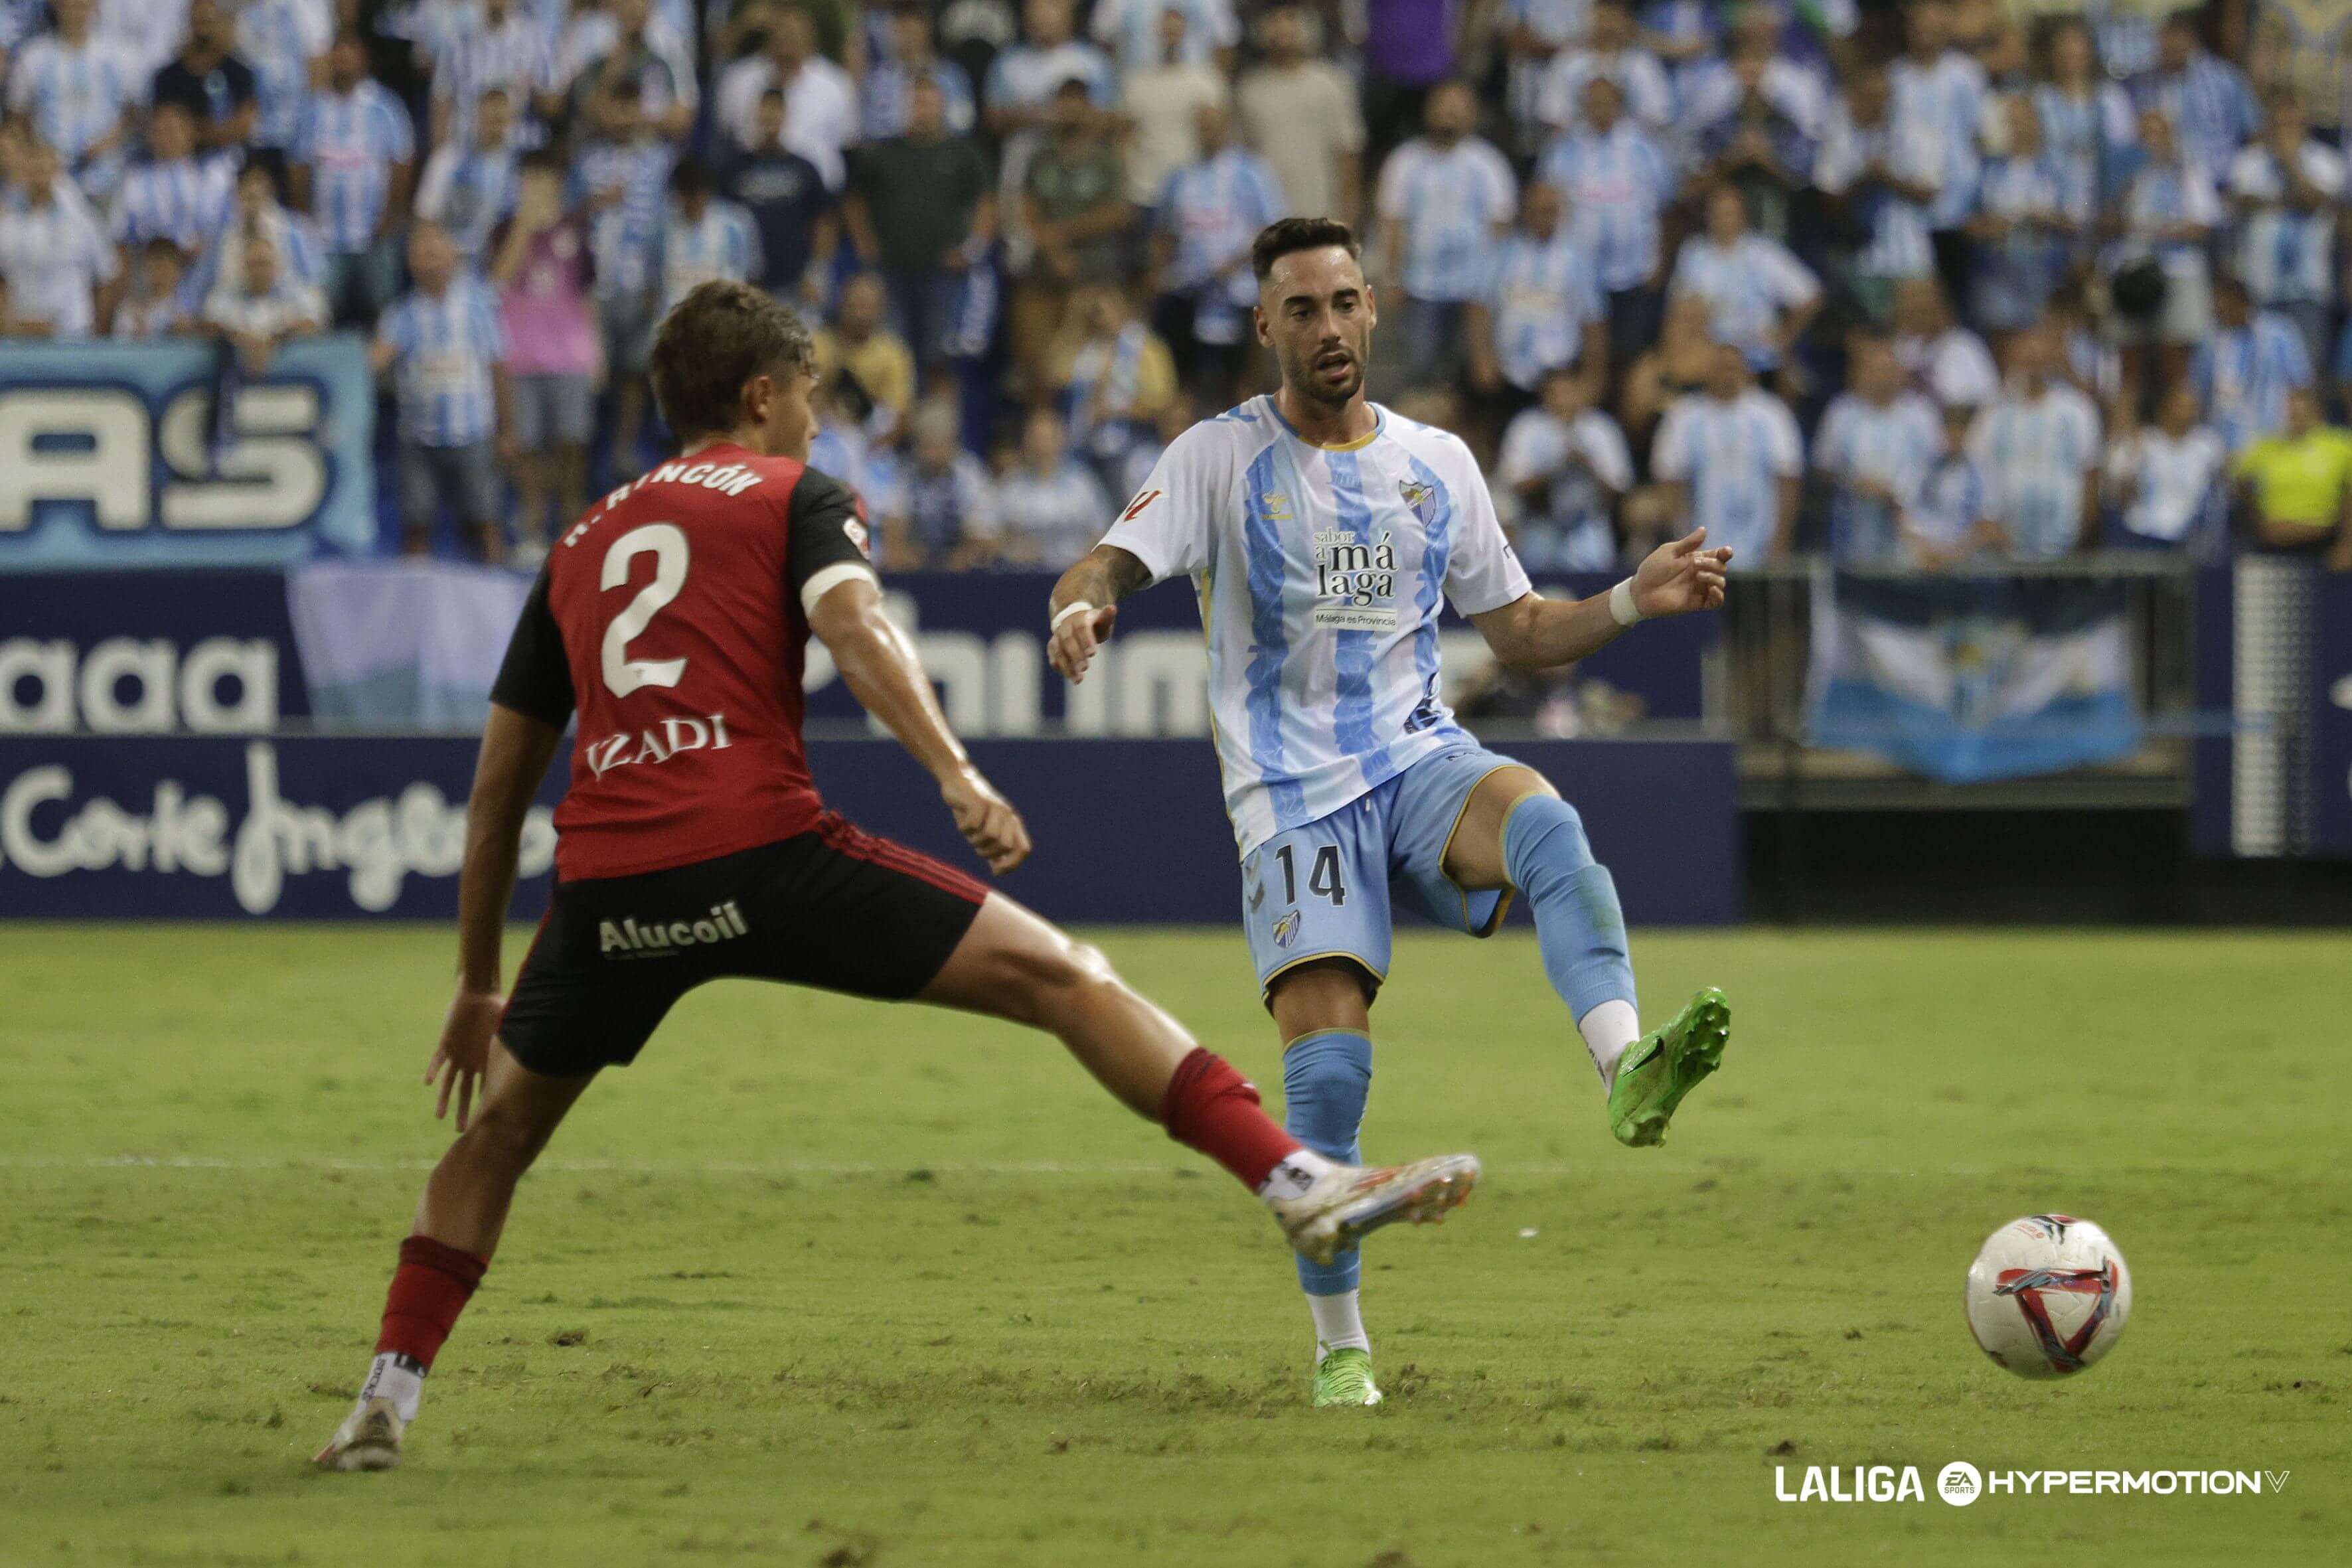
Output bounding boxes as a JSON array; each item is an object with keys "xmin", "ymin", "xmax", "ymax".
[{"xmin": 1964, "ymin": 1214, "xmax": 2132, "ymax": 1379}]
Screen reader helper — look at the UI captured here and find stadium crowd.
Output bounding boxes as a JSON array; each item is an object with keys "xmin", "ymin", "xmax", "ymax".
[{"xmin": 3, "ymin": 0, "xmax": 2351, "ymax": 572}]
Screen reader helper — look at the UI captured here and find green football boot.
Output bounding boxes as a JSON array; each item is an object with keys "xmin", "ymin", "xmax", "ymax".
[
  {"xmin": 1607, "ymin": 988, "xmax": 1731, "ymax": 1148},
  {"xmin": 1312, "ymin": 1346, "xmax": 1383, "ymax": 1407}
]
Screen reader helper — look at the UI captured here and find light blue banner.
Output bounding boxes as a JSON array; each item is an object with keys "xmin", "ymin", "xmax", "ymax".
[{"xmin": 0, "ymin": 335, "xmax": 376, "ymax": 569}]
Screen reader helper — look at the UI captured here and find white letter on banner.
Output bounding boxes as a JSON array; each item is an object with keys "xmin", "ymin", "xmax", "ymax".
[
  {"xmin": 989, "ymin": 631, "xmax": 1040, "ymax": 736},
  {"xmin": 158, "ymin": 385, "xmax": 326, "ymax": 530},
  {"xmin": 179, "ymin": 639, "xmax": 277, "ymax": 732},
  {"xmin": 0, "ymin": 641, "xmax": 75, "ymax": 731},
  {"xmin": 0, "ymin": 765, "xmax": 78, "ymax": 875},
  {"xmin": 78, "ymin": 639, "xmax": 175, "ymax": 732},
  {"xmin": 0, "ymin": 388, "xmax": 149, "ymax": 532}
]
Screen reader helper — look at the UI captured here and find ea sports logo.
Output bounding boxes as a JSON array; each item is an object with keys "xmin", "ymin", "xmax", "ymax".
[{"xmin": 1937, "ymin": 1462, "xmax": 1982, "ymax": 1507}]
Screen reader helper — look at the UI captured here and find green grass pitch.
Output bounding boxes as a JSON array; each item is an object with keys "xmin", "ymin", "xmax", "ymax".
[{"xmin": 1, "ymin": 924, "xmax": 2345, "ymax": 1567}]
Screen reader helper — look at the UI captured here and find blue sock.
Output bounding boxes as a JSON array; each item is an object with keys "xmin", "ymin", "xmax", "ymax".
[
  {"xmin": 1283, "ymin": 1029, "xmax": 1372, "ymax": 1296},
  {"xmin": 1502, "ymin": 795, "xmax": 1637, "ymax": 1023}
]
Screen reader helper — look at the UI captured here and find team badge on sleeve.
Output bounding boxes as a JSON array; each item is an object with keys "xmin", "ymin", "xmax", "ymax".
[{"xmin": 844, "ymin": 496, "xmax": 871, "ymax": 558}]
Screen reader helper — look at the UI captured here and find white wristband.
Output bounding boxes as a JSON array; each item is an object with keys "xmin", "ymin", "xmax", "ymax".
[
  {"xmin": 1608, "ymin": 578, "xmax": 1644, "ymax": 629},
  {"xmin": 1050, "ymin": 599, "xmax": 1097, "ymax": 632}
]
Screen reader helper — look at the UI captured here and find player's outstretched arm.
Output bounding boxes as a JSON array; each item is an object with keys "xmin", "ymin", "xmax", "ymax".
[
  {"xmin": 431, "ymin": 703, "xmax": 563, "ymax": 1129},
  {"xmin": 809, "ymin": 576, "xmax": 1032, "ymax": 875},
  {"xmin": 1047, "ymin": 544, "xmax": 1152, "ymax": 684},
  {"xmin": 1470, "ymin": 528, "xmax": 1733, "ymax": 670}
]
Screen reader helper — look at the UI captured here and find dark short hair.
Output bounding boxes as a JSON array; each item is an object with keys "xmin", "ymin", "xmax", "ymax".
[
  {"xmin": 649, "ymin": 281, "xmax": 817, "ymax": 441},
  {"xmin": 1251, "ymin": 216, "xmax": 1360, "ymax": 282},
  {"xmin": 670, "ymin": 155, "xmax": 710, "ymax": 196}
]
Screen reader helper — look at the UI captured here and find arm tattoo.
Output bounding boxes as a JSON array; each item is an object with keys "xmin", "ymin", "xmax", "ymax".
[{"xmin": 1054, "ymin": 544, "xmax": 1152, "ymax": 613}]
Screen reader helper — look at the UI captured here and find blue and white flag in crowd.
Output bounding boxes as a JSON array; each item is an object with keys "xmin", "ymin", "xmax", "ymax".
[{"xmin": 1808, "ymin": 573, "xmax": 2140, "ymax": 783}]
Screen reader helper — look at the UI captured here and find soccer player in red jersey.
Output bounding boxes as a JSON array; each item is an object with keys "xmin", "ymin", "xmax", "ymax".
[{"xmin": 315, "ymin": 281, "xmax": 1480, "ymax": 1470}]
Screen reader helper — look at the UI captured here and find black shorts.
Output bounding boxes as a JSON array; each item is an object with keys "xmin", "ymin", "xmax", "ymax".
[{"xmin": 499, "ymin": 816, "xmax": 988, "ymax": 1076}]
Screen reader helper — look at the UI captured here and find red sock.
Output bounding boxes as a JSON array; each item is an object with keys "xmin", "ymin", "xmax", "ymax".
[
  {"xmin": 1160, "ymin": 1047, "xmax": 1302, "ymax": 1191},
  {"xmin": 373, "ymin": 1235, "xmax": 489, "ymax": 1369}
]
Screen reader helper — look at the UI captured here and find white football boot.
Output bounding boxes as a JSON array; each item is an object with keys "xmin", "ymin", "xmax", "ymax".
[
  {"xmin": 1271, "ymin": 1154, "xmax": 1481, "ymax": 1267},
  {"xmin": 313, "ymin": 1396, "xmax": 406, "ymax": 1472}
]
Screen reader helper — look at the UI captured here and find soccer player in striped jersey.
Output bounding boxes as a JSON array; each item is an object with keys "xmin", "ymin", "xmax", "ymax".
[
  {"xmin": 315, "ymin": 280, "xmax": 1479, "ymax": 1470},
  {"xmin": 1048, "ymin": 218, "xmax": 1736, "ymax": 1407}
]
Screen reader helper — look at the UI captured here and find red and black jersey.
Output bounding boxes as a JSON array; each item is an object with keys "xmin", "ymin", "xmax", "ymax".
[{"xmin": 490, "ymin": 443, "xmax": 875, "ymax": 882}]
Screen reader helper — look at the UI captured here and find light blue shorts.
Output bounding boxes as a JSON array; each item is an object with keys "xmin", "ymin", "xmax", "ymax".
[{"xmin": 1241, "ymin": 742, "xmax": 1526, "ymax": 998}]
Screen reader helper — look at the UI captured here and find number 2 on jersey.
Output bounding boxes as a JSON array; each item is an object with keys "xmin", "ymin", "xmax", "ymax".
[
  {"xmin": 1273, "ymin": 843, "xmax": 1347, "ymax": 907},
  {"xmin": 600, "ymin": 523, "xmax": 690, "ymax": 698}
]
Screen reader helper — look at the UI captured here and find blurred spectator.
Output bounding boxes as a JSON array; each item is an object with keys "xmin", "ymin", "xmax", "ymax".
[
  {"xmin": 1376, "ymin": 80, "xmax": 1516, "ymax": 389},
  {"xmin": 2196, "ymin": 274, "xmax": 2311, "ymax": 454},
  {"xmin": 1684, "ymin": 5, "xmax": 1827, "ymax": 145},
  {"xmin": 7, "ymin": 0, "xmax": 142, "ymax": 201},
  {"xmin": 1618, "ymin": 290, "xmax": 1717, "ymax": 447},
  {"xmin": 187, "ymin": 160, "xmax": 325, "ymax": 311},
  {"xmin": 372, "ymin": 222, "xmax": 513, "ymax": 560},
  {"xmin": 718, "ymin": 3, "xmax": 858, "ymax": 189},
  {"xmin": 844, "ymin": 74, "xmax": 996, "ymax": 375},
  {"xmin": 1235, "ymin": 6, "xmax": 1362, "ymax": 226},
  {"xmin": 993, "ymin": 404, "xmax": 1111, "ymax": 566},
  {"xmin": 0, "ymin": 138, "xmax": 117, "ymax": 336},
  {"xmin": 862, "ymin": 1, "xmax": 975, "ymax": 140},
  {"xmin": 432, "ymin": 0, "xmax": 556, "ymax": 150},
  {"xmin": 95, "ymin": 0, "xmax": 188, "ymax": 80},
  {"xmin": 1814, "ymin": 60, "xmax": 1940, "ymax": 326},
  {"xmin": 1015, "ymin": 78, "xmax": 1129, "ymax": 395},
  {"xmin": 1361, "ymin": 0, "xmax": 1462, "ymax": 162},
  {"xmin": 1496, "ymin": 364, "xmax": 1634, "ymax": 572},
  {"xmin": 814, "ymin": 271, "xmax": 917, "ymax": 441},
  {"xmin": 573, "ymin": 75, "xmax": 674, "ymax": 472},
  {"xmin": 718, "ymin": 87, "xmax": 837, "ymax": 310},
  {"xmin": 983, "ymin": 0, "xmax": 1119, "ymax": 139},
  {"xmin": 1891, "ymin": 274, "xmax": 1998, "ymax": 409},
  {"xmin": 203, "ymin": 231, "xmax": 326, "ymax": 374},
  {"xmin": 2227, "ymin": 92, "xmax": 2339, "ymax": 369},
  {"xmin": 1536, "ymin": 1, "xmax": 1673, "ymax": 134},
  {"xmin": 112, "ymin": 238, "xmax": 192, "ymax": 340},
  {"xmin": 560, "ymin": 0, "xmax": 696, "ymax": 146},
  {"xmin": 1091, "ymin": 0, "xmax": 1236, "ymax": 74},
  {"xmin": 1638, "ymin": 0, "xmax": 1720, "ymax": 113},
  {"xmin": 560, "ymin": 0, "xmax": 697, "ymax": 114},
  {"xmin": 238, "ymin": 0, "xmax": 330, "ymax": 168},
  {"xmin": 1468, "ymin": 179, "xmax": 1605, "ymax": 417},
  {"xmin": 1889, "ymin": 0, "xmax": 1988, "ymax": 305},
  {"xmin": 2113, "ymin": 106, "xmax": 2218, "ymax": 391},
  {"xmin": 1121, "ymin": 7, "xmax": 1225, "ymax": 208},
  {"xmin": 888, "ymin": 397, "xmax": 1001, "ymax": 569},
  {"xmin": 1966, "ymin": 94, "xmax": 2077, "ymax": 343},
  {"xmin": 1967, "ymin": 323, "xmax": 2102, "ymax": 558},
  {"xmin": 1668, "ymin": 183, "xmax": 1820, "ymax": 382},
  {"xmin": 493, "ymin": 152, "xmax": 597, "ymax": 561},
  {"xmin": 2106, "ymin": 382, "xmax": 2225, "ymax": 550},
  {"xmin": 1688, "ymin": 19, "xmax": 1820, "ymax": 236},
  {"xmin": 2132, "ymin": 9, "xmax": 2256, "ymax": 187},
  {"xmin": 2032, "ymin": 17, "xmax": 2135, "ymax": 225},
  {"xmin": 151, "ymin": 0, "xmax": 258, "ymax": 161},
  {"xmin": 2232, "ymin": 386, "xmax": 2352, "ymax": 568},
  {"xmin": 1149, "ymin": 100, "xmax": 1280, "ymax": 410},
  {"xmin": 110, "ymin": 101, "xmax": 232, "ymax": 255},
  {"xmin": 1537, "ymin": 75, "xmax": 1671, "ymax": 366},
  {"xmin": 1501, "ymin": 0, "xmax": 1589, "ymax": 148},
  {"xmin": 1899, "ymin": 400, "xmax": 2001, "ymax": 565},
  {"xmin": 1050, "ymin": 281, "xmax": 1175, "ymax": 493},
  {"xmin": 661, "ymin": 157, "xmax": 761, "ymax": 308},
  {"xmin": 294, "ymin": 33, "xmax": 416, "ymax": 328},
  {"xmin": 1649, "ymin": 343, "xmax": 1802, "ymax": 564},
  {"xmin": 1815, "ymin": 331, "xmax": 1944, "ymax": 562},
  {"xmin": 415, "ymin": 86, "xmax": 520, "ymax": 275}
]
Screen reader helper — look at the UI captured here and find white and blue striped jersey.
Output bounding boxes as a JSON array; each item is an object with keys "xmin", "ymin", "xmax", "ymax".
[
  {"xmin": 1902, "ymin": 451, "xmax": 1991, "ymax": 560},
  {"xmin": 110, "ymin": 154, "xmax": 233, "ymax": 250},
  {"xmin": 1535, "ymin": 45, "xmax": 1675, "ymax": 132},
  {"xmin": 1649, "ymin": 388, "xmax": 1803, "ymax": 565},
  {"xmin": 2229, "ymin": 140, "xmax": 2343, "ymax": 307},
  {"xmin": 662, "ymin": 198, "xmax": 762, "ymax": 307},
  {"xmin": 1668, "ymin": 233, "xmax": 1820, "ymax": 368},
  {"xmin": 1375, "ymin": 135, "xmax": 1517, "ymax": 303},
  {"xmin": 0, "ymin": 0, "xmax": 46, "ymax": 50},
  {"xmin": 1966, "ymin": 385, "xmax": 2102, "ymax": 558},
  {"xmin": 414, "ymin": 142, "xmax": 519, "ymax": 268},
  {"xmin": 982, "ymin": 40, "xmax": 1121, "ymax": 114},
  {"xmin": 1813, "ymin": 102, "xmax": 1941, "ymax": 281},
  {"xmin": 1484, "ymin": 226, "xmax": 1602, "ymax": 392},
  {"xmin": 1536, "ymin": 120, "xmax": 1671, "ymax": 292},
  {"xmin": 2132, "ymin": 54, "xmax": 2258, "ymax": 183},
  {"xmin": 2107, "ymin": 425, "xmax": 2225, "ymax": 544},
  {"xmin": 378, "ymin": 277, "xmax": 508, "ymax": 448},
  {"xmin": 572, "ymin": 137, "xmax": 674, "ymax": 297},
  {"xmin": 1812, "ymin": 390, "xmax": 1943, "ymax": 562},
  {"xmin": 240, "ymin": 0, "xmax": 333, "ymax": 149},
  {"xmin": 1504, "ymin": 0, "xmax": 1592, "ymax": 129},
  {"xmin": 296, "ymin": 82, "xmax": 416, "ymax": 254},
  {"xmin": 0, "ymin": 185, "xmax": 119, "ymax": 335},
  {"xmin": 859, "ymin": 58, "xmax": 975, "ymax": 140},
  {"xmin": 2033, "ymin": 80, "xmax": 2135, "ymax": 218},
  {"xmin": 1155, "ymin": 147, "xmax": 1284, "ymax": 319},
  {"xmin": 6, "ymin": 32, "xmax": 143, "ymax": 165},
  {"xmin": 1090, "ymin": 0, "xmax": 1239, "ymax": 72},
  {"xmin": 1100, "ymin": 398, "xmax": 1533, "ymax": 856},
  {"xmin": 2193, "ymin": 311, "xmax": 2315, "ymax": 452},
  {"xmin": 433, "ymin": 9, "xmax": 556, "ymax": 145},
  {"xmin": 1890, "ymin": 49, "xmax": 1987, "ymax": 229},
  {"xmin": 996, "ymin": 459, "xmax": 1114, "ymax": 569}
]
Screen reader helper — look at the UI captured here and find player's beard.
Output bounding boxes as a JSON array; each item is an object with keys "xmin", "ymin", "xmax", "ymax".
[{"xmin": 1287, "ymin": 341, "xmax": 1367, "ymax": 410}]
